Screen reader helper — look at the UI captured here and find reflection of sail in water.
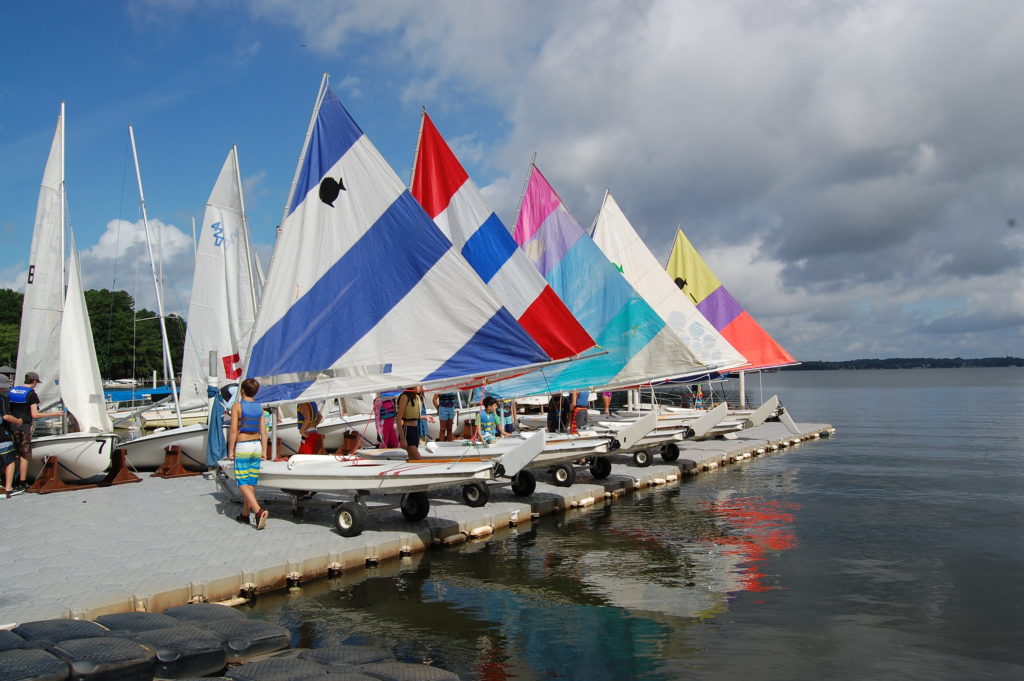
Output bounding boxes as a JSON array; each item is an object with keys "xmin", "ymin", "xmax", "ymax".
[{"xmin": 700, "ymin": 496, "xmax": 800, "ymax": 593}]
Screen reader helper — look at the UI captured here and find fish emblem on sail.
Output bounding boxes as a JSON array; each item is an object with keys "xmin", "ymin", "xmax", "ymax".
[
  {"xmin": 410, "ymin": 112, "xmax": 593, "ymax": 360},
  {"xmin": 245, "ymin": 84, "xmax": 550, "ymax": 404},
  {"xmin": 318, "ymin": 176, "xmax": 345, "ymax": 206}
]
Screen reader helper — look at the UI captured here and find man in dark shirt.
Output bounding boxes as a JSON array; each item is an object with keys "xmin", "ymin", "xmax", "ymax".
[
  {"xmin": 0, "ymin": 374, "xmax": 25, "ymax": 497},
  {"xmin": 7, "ymin": 371, "xmax": 61, "ymax": 492}
]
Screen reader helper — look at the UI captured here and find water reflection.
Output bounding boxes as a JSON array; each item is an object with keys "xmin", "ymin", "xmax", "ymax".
[{"xmin": 250, "ymin": 480, "xmax": 802, "ymax": 681}]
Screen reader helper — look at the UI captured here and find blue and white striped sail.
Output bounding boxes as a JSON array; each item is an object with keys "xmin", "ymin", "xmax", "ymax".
[{"xmin": 245, "ymin": 83, "xmax": 549, "ymax": 405}]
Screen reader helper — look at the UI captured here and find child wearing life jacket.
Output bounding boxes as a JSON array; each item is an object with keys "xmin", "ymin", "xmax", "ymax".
[
  {"xmin": 228, "ymin": 378, "xmax": 269, "ymax": 530},
  {"xmin": 474, "ymin": 397, "xmax": 505, "ymax": 444},
  {"xmin": 374, "ymin": 393, "xmax": 400, "ymax": 448},
  {"xmin": 297, "ymin": 401, "xmax": 326, "ymax": 454}
]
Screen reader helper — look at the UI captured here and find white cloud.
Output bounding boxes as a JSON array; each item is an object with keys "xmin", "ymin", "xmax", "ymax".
[
  {"xmin": 79, "ymin": 218, "xmax": 196, "ymax": 317},
  {"xmin": 135, "ymin": 0, "xmax": 1024, "ymax": 359}
]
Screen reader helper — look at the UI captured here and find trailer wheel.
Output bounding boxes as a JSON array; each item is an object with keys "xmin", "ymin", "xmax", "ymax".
[
  {"xmin": 462, "ymin": 481, "xmax": 490, "ymax": 507},
  {"xmin": 661, "ymin": 443, "xmax": 680, "ymax": 463},
  {"xmin": 400, "ymin": 491, "xmax": 430, "ymax": 522},
  {"xmin": 334, "ymin": 501, "xmax": 367, "ymax": 537},
  {"xmin": 551, "ymin": 463, "xmax": 576, "ymax": 487},
  {"xmin": 510, "ymin": 470, "xmax": 536, "ymax": 497},
  {"xmin": 633, "ymin": 449, "xmax": 652, "ymax": 467},
  {"xmin": 589, "ymin": 456, "xmax": 612, "ymax": 480}
]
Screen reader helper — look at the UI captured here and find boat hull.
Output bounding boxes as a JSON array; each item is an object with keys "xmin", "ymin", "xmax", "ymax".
[
  {"xmin": 28, "ymin": 432, "xmax": 121, "ymax": 482},
  {"xmin": 120, "ymin": 424, "xmax": 209, "ymax": 470},
  {"xmin": 218, "ymin": 454, "xmax": 495, "ymax": 494}
]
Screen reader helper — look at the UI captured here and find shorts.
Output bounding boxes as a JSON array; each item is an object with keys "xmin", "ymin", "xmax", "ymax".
[
  {"xmin": 438, "ymin": 406, "xmax": 455, "ymax": 421},
  {"xmin": 298, "ymin": 432, "xmax": 324, "ymax": 454},
  {"xmin": 402, "ymin": 424, "xmax": 420, "ymax": 446},
  {"xmin": 233, "ymin": 441, "xmax": 264, "ymax": 487},
  {"xmin": 504, "ymin": 423, "xmax": 515, "ymax": 434},
  {"xmin": 0, "ymin": 441, "xmax": 15, "ymax": 467},
  {"xmin": 11, "ymin": 429, "xmax": 31, "ymax": 458},
  {"xmin": 601, "ymin": 392, "xmax": 612, "ymax": 398}
]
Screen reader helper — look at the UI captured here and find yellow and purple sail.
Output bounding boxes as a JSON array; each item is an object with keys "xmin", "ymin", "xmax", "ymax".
[{"xmin": 667, "ymin": 228, "xmax": 797, "ymax": 371}]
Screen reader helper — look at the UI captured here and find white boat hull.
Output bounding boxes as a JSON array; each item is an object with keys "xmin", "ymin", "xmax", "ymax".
[
  {"xmin": 368, "ymin": 431, "xmax": 610, "ymax": 469},
  {"xmin": 219, "ymin": 454, "xmax": 495, "ymax": 494},
  {"xmin": 28, "ymin": 432, "xmax": 121, "ymax": 482},
  {"xmin": 120, "ymin": 424, "xmax": 209, "ymax": 470}
]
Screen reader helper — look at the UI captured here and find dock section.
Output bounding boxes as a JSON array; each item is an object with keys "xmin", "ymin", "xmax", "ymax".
[{"xmin": 0, "ymin": 421, "xmax": 833, "ymax": 625}]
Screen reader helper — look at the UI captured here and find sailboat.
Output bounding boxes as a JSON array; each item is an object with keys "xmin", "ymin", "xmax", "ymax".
[
  {"xmin": 120, "ymin": 145, "xmax": 261, "ymax": 470},
  {"xmin": 474, "ymin": 164, "xmax": 718, "ymax": 463},
  {"xmin": 666, "ymin": 226, "xmax": 800, "ymax": 433},
  {"xmin": 409, "ymin": 112, "xmax": 613, "ymax": 487},
  {"xmin": 666, "ymin": 227, "xmax": 798, "ymax": 373},
  {"xmin": 20, "ymin": 103, "xmax": 119, "ymax": 482},
  {"xmin": 224, "ymin": 75, "xmax": 554, "ymax": 518}
]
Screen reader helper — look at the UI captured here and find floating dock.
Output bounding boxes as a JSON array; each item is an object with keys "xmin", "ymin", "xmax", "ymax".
[{"xmin": 0, "ymin": 421, "xmax": 833, "ymax": 626}]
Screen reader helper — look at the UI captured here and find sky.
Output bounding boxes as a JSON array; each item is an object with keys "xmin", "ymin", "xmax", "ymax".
[{"xmin": 1, "ymin": 0, "xmax": 1022, "ymax": 362}]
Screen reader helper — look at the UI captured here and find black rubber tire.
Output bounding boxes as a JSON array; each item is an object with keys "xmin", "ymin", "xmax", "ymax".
[
  {"xmin": 633, "ymin": 449, "xmax": 652, "ymax": 467},
  {"xmin": 334, "ymin": 501, "xmax": 367, "ymax": 537},
  {"xmin": 551, "ymin": 463, "xmax": 576, "ymax": 487},
  {"xmin": 661, "ymin": 443, "xmax": 680, "ymax": 463},
  {"xmin": 462, "ymin": 481, "xmax": 490, "ymax": 507},
  {"xmin": 510, "ymin": 470, "xmax": 537, "ymax": 497},
  {"xmin": 400, "ymin": 491, "xmax": 430, "ymax": 522},
  {"xmin": 589, "ymin": 456, "xmax": 612, "ymax": 479}
]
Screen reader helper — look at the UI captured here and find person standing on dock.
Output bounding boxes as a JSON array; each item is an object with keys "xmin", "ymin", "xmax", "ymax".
[
  {"xmin": 433, "ymin": 390, "xmax": 458, "ymax": 442},
  {"xmin": 570, "ymin": 389, "xmax": 590, "ymax": 432},
  {"xmin": 228, "ymin": 378, "xmax": 270, "ymax": 530},
  {"xmin": 7, "ymin": 372, "xmax": 61, "ymax": 493},
  {"xmin": 397, "ymin": 387, "xmax": 423, "ymax": 460},
  {"xmin": 374, "ymin": 392, "xmax": 400, "ymax": 448},
  {"xmin": 0, "ymin": 374, "xmax": 26, "ymax": 498}
]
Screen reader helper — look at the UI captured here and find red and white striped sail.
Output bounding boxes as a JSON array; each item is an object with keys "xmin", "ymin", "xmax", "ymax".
[{"xmin": 410, "ymin": 112, "xmax": 593, "ymax": 360}]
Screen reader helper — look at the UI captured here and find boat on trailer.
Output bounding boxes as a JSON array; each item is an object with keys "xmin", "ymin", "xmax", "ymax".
[{"xmin": 216, "ymin": 429, "xmax": 546, "ymax": 536}]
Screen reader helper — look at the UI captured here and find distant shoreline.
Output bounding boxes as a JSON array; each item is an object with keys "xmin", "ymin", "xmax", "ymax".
[{"xmin": 783, "ymin": 358, "xmax": 1024, "ymax": 370}]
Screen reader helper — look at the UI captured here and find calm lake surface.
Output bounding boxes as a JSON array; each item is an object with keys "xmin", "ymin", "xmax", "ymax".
[{"xmin": 248, "ymin": 368, "xmax": 1024, "ymax": 680}]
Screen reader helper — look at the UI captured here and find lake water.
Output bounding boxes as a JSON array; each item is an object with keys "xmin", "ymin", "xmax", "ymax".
[{"xmin": 247, "ymin": 368, "xmax": 1024, "ymax": 680}]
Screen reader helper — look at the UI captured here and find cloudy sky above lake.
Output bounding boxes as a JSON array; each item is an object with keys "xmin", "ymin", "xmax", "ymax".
[{"xmin": 2, "ymin": 0, "xmax": 1022, "ymax": 361}]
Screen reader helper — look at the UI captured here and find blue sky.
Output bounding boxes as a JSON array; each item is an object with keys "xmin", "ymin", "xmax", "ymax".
[{"xmin": 2, "ymin": 0, "xmax": 1023, "ymax": 361}]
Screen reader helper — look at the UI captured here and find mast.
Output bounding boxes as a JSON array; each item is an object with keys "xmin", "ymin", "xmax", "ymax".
[
  {"xmin": 241, "ymin": 72, "xmax": 329, "ymax": 381},
  {"xmin": 232, "ymin": 145, "xmax": 259, "ymax": 317},
  {"xmin": 60, "ymin": 101, "xmax": 66, "ymax": 308},
  {"xmin": 408, "ymin": 106, "xmax": 426, "ymax": 190},
  {"xmin": 128, "ymin": 125, "xmax": 183, "ymax": 427},
  {"xmin": 510, "ymin": 152, "xmax": 538, "ymax": 236}
]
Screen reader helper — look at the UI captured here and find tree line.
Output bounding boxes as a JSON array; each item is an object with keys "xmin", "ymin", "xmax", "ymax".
[
  {"xmin": 0, "ymin": 288, "xmax": 185, "ymax": 382},
  {"xmin": 786, "ymin": 357, "xmax": 1024, "ymax": 370}
]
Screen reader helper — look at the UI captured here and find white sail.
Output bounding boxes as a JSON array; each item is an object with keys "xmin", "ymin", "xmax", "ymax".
[
  {"xmin": 590, "ymin": 191, "xmax": 748, "ymax": 374},
  {"xmin": 243, "ymin": 79, "xmax": 550, "ymax": 406},
  {"xmin": 60, "ymin": 231, "xmax": 111, "ymax": 433},
  {"xmin": 17, "ymin": 104, "xmax": 65, "ymax": 406},
  {"xmin": 179, "ymin": 148, "xmax": 259, "ymax": 409}
]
